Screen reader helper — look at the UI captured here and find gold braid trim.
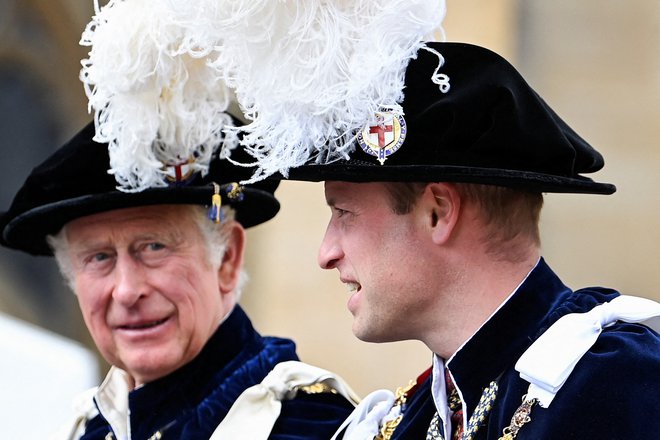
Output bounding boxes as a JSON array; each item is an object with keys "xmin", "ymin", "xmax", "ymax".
[
  {"xmin": 375, "ymin": 380, "xmax": 416, "ymax": 440},
  {"xmin": 298, "ymin": 382, "xmax": 338, "ymax": 395}
]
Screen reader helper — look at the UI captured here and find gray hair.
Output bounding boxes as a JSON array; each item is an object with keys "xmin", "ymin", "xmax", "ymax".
[{"xmin": 47, "ymin": 205, "xmax": 247, "ymax": 300}]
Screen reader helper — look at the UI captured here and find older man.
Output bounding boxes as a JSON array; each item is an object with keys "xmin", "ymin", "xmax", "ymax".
[
  {"xmin": 0, "ymin": 122, "xmax": 356, "ymax": 439},
  {"xmin": 237, "ymin": 42, "xmax": 660, "ymax": 439}
]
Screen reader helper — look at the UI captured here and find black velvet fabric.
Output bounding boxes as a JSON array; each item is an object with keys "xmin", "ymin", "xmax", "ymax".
[
  {"xmin": 388, "ymin": 259, "xmax": 660, "ymax": 439},
  {"xmin": 0, "ymin": 121, "xmax": 280, "ymax": 256},
  {"xmin": 80, "ymin": 305, "xmax": 354, "ymax": 439},
  {"xmin": 287, "ymin": 43, "xmax": 616, "ymax": 195}
]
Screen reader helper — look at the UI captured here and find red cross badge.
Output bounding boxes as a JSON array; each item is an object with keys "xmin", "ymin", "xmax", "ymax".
[
  {"xmin": 357, "ymin": 111, "xmax": 407, "ymax": 165},
  {"xmin": 163, "ymin": 157, "xmax": 197, "ymax": 184}
]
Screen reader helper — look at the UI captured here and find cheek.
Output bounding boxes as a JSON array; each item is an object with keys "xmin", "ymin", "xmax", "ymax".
[
  {"xmin": 74, "ymin": 277, "xmax": 112, "ymax": 335},
  {"xmin": 164, "ymin": 266, "xmax": 221, "ymax": 317},
  {"xmin": 368, "ymin": 229, "xmax": 423, "ymax": 289},
  {"xmin": 193, "ymin": 273, "xmax": 224, "ymax": 315}
]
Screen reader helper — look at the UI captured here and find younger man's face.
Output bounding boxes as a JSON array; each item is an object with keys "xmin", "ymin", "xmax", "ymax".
[{"xmin": 318, "ymin": 181, "xmax": 440, "ymax": 344}]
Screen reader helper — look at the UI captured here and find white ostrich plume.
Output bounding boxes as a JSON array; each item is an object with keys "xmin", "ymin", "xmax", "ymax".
[
  {"xmin": 197, "ymin": 0, "xmax": 448, "ymax": 182},
  {"xmin": 79, "ymin": 0, "xmax": 237, "ymax": 192}
]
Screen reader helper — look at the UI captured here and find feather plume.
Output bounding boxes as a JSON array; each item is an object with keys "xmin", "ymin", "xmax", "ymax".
[
  {"xmin": 79, "ymin": 0, "xmax": 237, "ymax": 192},
  {"xmin": 189, "ymin": 0, "xmax": 448, "ymax": 181}
]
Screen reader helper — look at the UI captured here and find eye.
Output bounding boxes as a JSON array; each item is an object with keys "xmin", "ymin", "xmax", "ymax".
[
  {"xmin": 137, "ymin": 241, "xmax": 172, "ymax": 265},
  {"xmin": 79, "ymin": 250, "xmax": 115, "ymax": 272},
  {"xmin": 92, "ymin": 252, "xmax": 111, "ymax": 262},
  {"xmin": 332, "ymin": 206, "xmax": 349, "ymax": 218},
  {"xmin": 145, "ymin": 242, "xmax": 166, "ymax": 252}
]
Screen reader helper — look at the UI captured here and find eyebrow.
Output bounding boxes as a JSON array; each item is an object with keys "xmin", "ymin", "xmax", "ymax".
[
  {"xmin": 70, "ymin": 228, "xmax": 181, "ymax": 251},
  {"xmin": 68, "ymin": 237, "xmax": 111, "ymax": 253}
]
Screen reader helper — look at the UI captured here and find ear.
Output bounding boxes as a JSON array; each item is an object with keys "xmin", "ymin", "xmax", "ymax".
[
  {"xmin": 217, "ymin": 221, "xmax": 246, "ymax": 295},
  {"xmin": 424, "ymin": 183, "xmax": 462, "ymax": 245}
]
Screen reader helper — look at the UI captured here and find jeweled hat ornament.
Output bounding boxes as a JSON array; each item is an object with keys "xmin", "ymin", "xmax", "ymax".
[
  {"xmin": 193, "ymin": 0, "xmax": 614, "ymax": 195},
  {"xmin": 0, "ymin": 0, "xmax": 280, "ymax": 256},
  {"xmin": 356, "ymin": 107, "xmax": 408, "ymax": 166}
]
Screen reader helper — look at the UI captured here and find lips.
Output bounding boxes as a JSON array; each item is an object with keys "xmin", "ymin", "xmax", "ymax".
[
  {"xmin": 117, "ymin": 317, "xmax": 169, "ymax": 330},
  {"xmin": 344, "ymin": 281, "xmax": 362, "ymax": 315}
]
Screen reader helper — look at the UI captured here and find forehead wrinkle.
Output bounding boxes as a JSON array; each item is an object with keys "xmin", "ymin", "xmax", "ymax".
[{"xmin": 66, "ymin": 206, "xmax": 194, "ymax": 251}]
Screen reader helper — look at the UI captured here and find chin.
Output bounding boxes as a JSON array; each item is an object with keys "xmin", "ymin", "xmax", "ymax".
[
  {"xmin": 122, "ymin": 353, "xmax": 183, "ymax": 383},
  {"xmin": 354, "ymin": 323, "xmax": 408, "ymax": 344},
  {"xmin": 353, "ymin": 324, "xmax": 389, "ymax": 344}
]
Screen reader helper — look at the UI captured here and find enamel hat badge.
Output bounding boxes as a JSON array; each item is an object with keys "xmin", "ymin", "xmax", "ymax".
[{"xmin": 357, "ymin": 110, "xmax": 407, "ymax": 165}]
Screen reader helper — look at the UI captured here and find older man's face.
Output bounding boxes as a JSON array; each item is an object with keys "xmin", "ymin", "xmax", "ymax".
[{"xmin": 65, "ymin": 205, "xmax": 232, "ymax": 385}]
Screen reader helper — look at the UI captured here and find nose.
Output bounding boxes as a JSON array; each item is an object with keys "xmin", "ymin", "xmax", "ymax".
[
  {"xmin": 112, "ymin": 253, "xmax": 148, "ymax": 306},
  {"xmin": 317, "ymin": 225, "xmax": 343, "ymax": 270}
]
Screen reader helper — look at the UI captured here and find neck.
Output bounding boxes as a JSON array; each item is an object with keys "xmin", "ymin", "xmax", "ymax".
[{"xmin": 423, "ymin": 250, "xmax": 540, "ymax": 359}]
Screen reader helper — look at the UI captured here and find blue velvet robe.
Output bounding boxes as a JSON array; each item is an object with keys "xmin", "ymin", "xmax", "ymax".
[
  {"xmin": 390, "ymin": 259, "xmax": 660, "ymax": 439},
  {"xmin": 79, "ymin": 305, "xmax": 354, "ymax": 439}
]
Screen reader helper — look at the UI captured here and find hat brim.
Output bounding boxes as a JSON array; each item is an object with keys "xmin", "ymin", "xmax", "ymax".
[
  {"xmin": 286, "ymin": 161, "xmax": 616, "ymax": 195},
  {"xmin": 2, "ymin": 185, "xmax": 279, "ymax": 256}
]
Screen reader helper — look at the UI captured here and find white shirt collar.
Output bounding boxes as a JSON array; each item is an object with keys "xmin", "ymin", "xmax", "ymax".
[
  {"xmin": 94, "ymin": 366, "xmax": 132, "ymax": 440},
  {"xmin": 430, "ymin": 355, "xmax": 452, "ymax": 438}
]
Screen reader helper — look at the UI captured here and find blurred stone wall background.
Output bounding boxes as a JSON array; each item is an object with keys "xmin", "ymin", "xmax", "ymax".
[{"xmin": 1, "ymin": 0, "xmax": 658, "ymax": 397}]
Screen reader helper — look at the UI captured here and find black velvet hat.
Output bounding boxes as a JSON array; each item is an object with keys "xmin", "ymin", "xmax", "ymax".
[
  {"xmin": 0, "ymin": 122, "xmax": 280, "ymax": 256},
  {"xmin": 286, "ymin": 42, "xmax": 616, "ymax": 195}
]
